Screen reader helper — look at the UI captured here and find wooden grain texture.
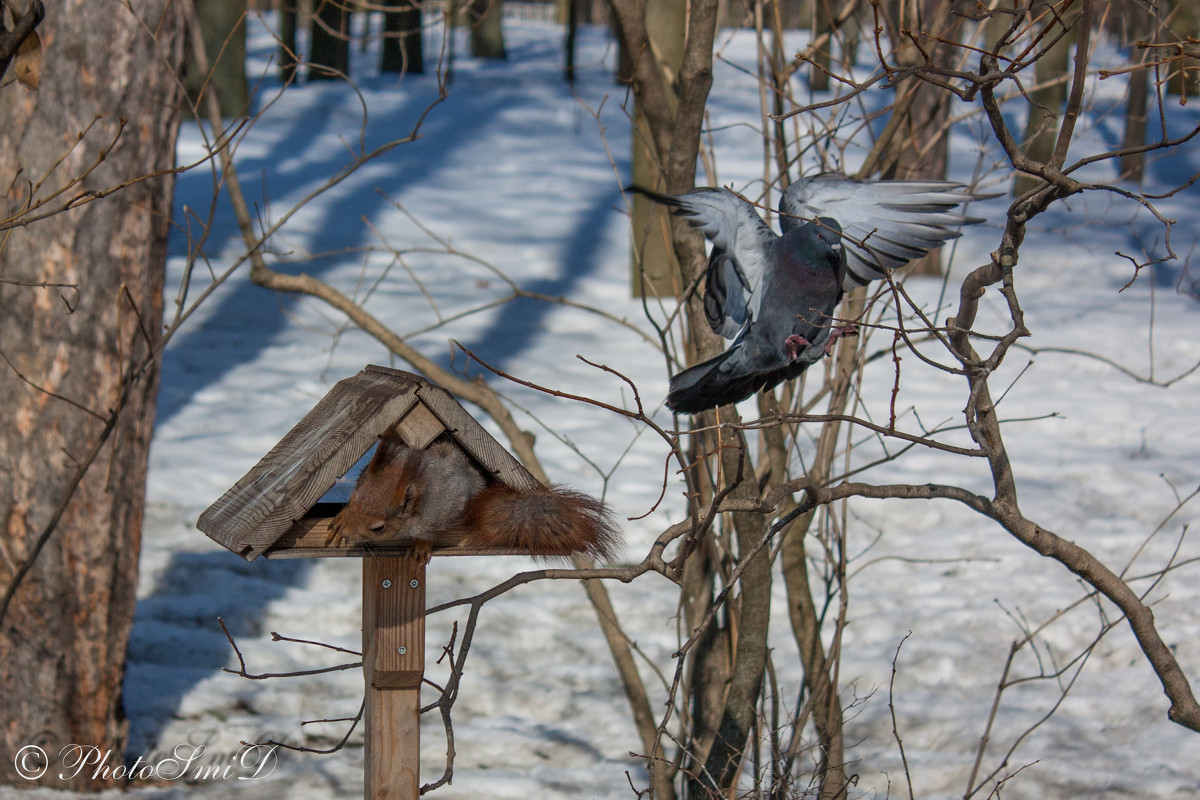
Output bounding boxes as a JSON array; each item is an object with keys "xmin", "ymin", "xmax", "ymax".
[
  {"xmin": 363, "ymin": 556, "xmax": 423, "ymax": 800},
  {"xmin": 364, "ymin": 366, "xmax": 538, "ymax": 490},
  {"xmin": 197, "ymin": 369, "xmax": 420, "ymax": 559},
  {"xmin": 395, "ymin": 402, "xmax": 444, "ymax": 450},
  {"xmin": 414, "ymin": 381, "xmax": 541, "ymax": 491},
  {"xmin": 365, "ymin": 685, "xmax": 420, "ymax": 800},
  {"xmin": 364, "ymin": 556, "xmax": 425, "ymax": 689}
]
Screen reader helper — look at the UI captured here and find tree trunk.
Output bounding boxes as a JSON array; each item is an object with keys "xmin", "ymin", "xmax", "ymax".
[
  {"xmin": 380, "ymin": 0, "xmax": 424, "ymax": 75},
  {"xmin": 1120, "ymin": 3, "xmax": 1150, "ymax": 184},
  {"xmin": 0, "ymin": 0, "xmax": 44, "ymax": 81},
  {"xmin": 779, "ymin": 0, "xmax": 805, "ymax": 28},
  {"xmin": 694, "ymin": 467, "xmax": 772, "ymax": 795},
  {"xmin": 1166, "ymin": 0, "xmax": 1198, "ymax": 98},
  {"xmin": 310, "ymin": 0, "xmax": 350, "ymax": 80},
  {"xmin": 470, "ymin": 0, "xmax": 507, "ymax": 59},
  {"xmin": 280, "ymin": 0, "xmax": 299, "ymax": 83},
  {"xmin": 629, "ymin": 0, "xmax": 685, "ymax": 298},
  {"xmin": 565, "ymin": 0, "xmax": 578, "ymax": 82},
  {"xmin": 809, "ymin": 0, "xmax": 834, "ymax": 91},
  {"xmin": 0, "ymin": 0, "xmax": 184, "ymax": 791},
  {"xmin": 607, "ymin": 1, "xmax": 721, "ymax": 793},
  {"xmin": 186, "ymin": 0, "xmax": 249, "ymax": 117},
  {"xmin": 578, "ymin": 0, "xmax": 608, "ymax": 25}
]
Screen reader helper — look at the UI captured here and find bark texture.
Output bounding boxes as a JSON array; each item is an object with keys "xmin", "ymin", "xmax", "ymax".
[
  {"xmin": 310, "ymin": 0, "xmax": 350, "ymax": 79},
  {"xmin": 0, "ymin": 0, "xmax": 184, "ymax": 789}
]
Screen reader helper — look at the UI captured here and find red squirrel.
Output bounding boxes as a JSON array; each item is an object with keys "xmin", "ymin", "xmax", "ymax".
[{"xmin": 326, "ymin": 434, "xmax": 620, "ymax": 563}]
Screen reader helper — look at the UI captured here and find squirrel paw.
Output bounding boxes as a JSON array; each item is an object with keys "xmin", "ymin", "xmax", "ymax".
[
  {"xmin": 406, "ymin": 539, "xmax": 433, "ymax": 566},
  {"xmin": 324, "ymin": 511, "xmax": 348, "ymax": 548}
]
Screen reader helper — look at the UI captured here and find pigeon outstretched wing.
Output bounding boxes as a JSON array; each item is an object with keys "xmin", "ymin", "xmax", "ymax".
[
  {"xmin": 630, "ymin": 186, "xmax": 774, "ymax": 339},
  {"xmin": 780, "ymin": 172, "xmax": 989, "ymax": 288}
]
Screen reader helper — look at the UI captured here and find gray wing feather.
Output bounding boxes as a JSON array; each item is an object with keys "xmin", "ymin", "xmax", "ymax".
[
  {"xmin": 781, "ymin": 173, "xmax": 989, "ymax": 289},
  {"xmin": 641, "ymin": 187, "xmax": 775, "ymax": 339}
]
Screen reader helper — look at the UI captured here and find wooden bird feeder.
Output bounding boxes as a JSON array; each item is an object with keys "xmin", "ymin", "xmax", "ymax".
[{"xmin": 197, "ymin": 365, "xmax": 546, "ymax": 799}]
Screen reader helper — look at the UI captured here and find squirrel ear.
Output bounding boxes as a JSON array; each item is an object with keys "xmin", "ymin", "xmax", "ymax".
[
  {"xmin": 401, "ymin": 481, "xmax": 418, "ymax": 510},
  {"xmin": 365, "ymin": 442, "xmax": 387, "ymax": 475},
  {"xmin": 372, "ymin": 434, "xmax": 401, "ymax": 466},
  {"xmin": 367, "ymin": 431, "xmax": 410, "ymax": 474}
]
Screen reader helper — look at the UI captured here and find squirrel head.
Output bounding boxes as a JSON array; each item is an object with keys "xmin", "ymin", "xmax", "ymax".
[
  {"xmin": 329, "ymin": 436, "xmax": 483, "ymax": 546},
  {"xmin": 331, "ymin": 437, "xmax": 426, "ymax": 543}
]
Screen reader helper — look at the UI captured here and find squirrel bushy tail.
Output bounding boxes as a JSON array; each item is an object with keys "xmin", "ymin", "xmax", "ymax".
[{"xmin": 461, "ymin": 482, "xmax": 620, "ymax": 562}]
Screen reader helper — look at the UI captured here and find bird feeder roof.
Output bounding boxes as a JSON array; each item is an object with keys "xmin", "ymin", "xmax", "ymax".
[{"xmin": 196, "ymin": 365, "xmax": 538, "ymax": 561}]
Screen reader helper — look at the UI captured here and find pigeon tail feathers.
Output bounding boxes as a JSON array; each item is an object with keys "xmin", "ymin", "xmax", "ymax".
[{"xmin": 666, "ymin": 348, "xmax": 772, "ymax": 414}]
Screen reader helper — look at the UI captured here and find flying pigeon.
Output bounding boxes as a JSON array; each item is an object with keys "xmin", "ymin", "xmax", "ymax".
[{"xmin": 633, "ymin": 173, "xmax": 987, "ymax": 414}]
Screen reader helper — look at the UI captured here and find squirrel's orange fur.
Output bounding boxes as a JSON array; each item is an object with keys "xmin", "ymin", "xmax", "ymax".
[{"xmin": 327, "ymin": 434, "xmax": 620, "ymax": 562}]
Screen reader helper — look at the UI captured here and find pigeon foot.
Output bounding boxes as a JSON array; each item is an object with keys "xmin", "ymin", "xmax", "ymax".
[
  {"xmin": 785, "ymin": 334, "xmax": 811, "ymax": 361},
  {"xmin": 824, "ymin": 325, "xmax": 859, "ymax": 355}
]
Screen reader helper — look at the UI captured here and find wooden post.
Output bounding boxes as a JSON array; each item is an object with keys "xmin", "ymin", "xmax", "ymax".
[{"xmin": 363, "ymin": 555, "xmax": 425, "ymax": 800}]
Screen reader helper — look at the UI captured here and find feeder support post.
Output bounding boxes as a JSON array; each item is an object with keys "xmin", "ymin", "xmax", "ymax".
[{"xmin": 363, "ymin": 555, "xmax": 426, "ymax": 799}]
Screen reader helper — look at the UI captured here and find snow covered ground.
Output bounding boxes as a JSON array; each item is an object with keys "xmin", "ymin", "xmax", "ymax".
[{"xmin": 23, "ymin": 11, "xmax": 1200, "ymax": 800}]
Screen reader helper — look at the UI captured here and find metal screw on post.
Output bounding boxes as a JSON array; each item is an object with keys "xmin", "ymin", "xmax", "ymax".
[
  {"xmin": 409, "ymin": 579, "xmax": 419, "ymax": 588},
  {"xmin": 382, "ymin": 580, "xmax": 392, "ymax": 589},
  {"xmin": 397, "ymin": 645, "xmax": 407, "ymax": 655}
]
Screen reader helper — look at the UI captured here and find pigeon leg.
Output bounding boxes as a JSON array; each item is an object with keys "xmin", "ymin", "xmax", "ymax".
[
  {"xmin": 785, "ymin": 334, "xmax": 811, "ymax": 361},
  {"xmin": 824, "ymin": 325, "xmax": 859, "ymax": 355}
]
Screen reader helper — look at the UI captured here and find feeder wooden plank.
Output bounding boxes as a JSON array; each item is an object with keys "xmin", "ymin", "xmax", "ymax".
[
  {"xmin": 335, "ymin": 365, "xmax": 539, "ymax": 491},
  {"xmin": 412, "ymin": 380, "xmax": 540, "ymax": 492},
  {"xmin": 365, "ymin": 686, "xmax": 420, "ymax": 800},
  {"xmin": 200, "ymin": 365, "xmax": 547, "ymax": 561},
  {"xmin": 364, "ymin": 557, "xmax": 425, "ymax": 689},
  {"xmin": 394, "ymin": 401, "xmax": 444, "ymax": 450},
  {"xmin": 264, "ymin": 515, "xmax": 531, "ymax": 559}
]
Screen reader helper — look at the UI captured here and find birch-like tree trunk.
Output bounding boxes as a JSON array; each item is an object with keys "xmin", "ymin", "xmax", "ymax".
[{"xmin": 187, "ymin": 0, "xmax": 249, "ymax": 116}]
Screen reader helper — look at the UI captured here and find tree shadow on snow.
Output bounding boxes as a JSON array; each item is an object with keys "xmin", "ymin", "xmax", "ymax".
[
  {"xmin": 123, "ymin": 552, "xmax": 312, "ymax": 754},
  {"xmin": 157, "ymin": 81, "xmax": 511, "ymax": 428}
]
